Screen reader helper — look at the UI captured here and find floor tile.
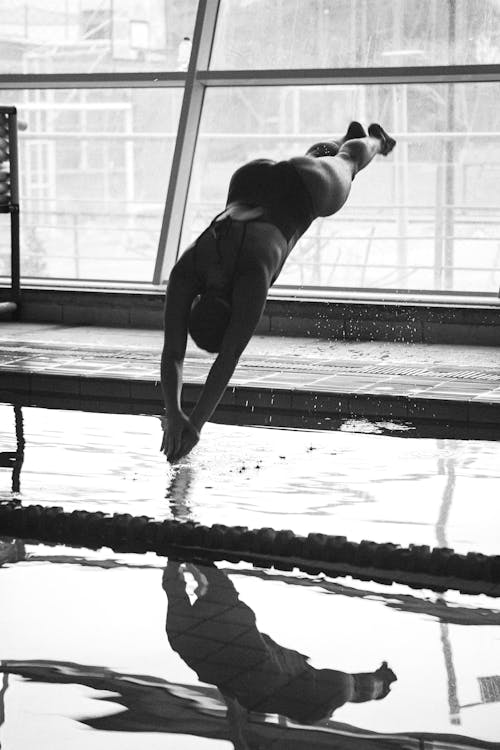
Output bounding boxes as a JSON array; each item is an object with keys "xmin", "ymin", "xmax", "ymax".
[{"xmin": 0, "ymin": 326, "xmax": 499, "ymax": 427}]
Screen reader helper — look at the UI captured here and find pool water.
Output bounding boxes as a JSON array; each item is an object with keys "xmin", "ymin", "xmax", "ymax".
[
  {"xmin": 1, "ymin": 402, "xmax": 500, "ymax": 748},
  {"xmin": 1, "ymin": 544, "xmax": 500, "ymax": 749},
  {"xmin": 1, "ymin": 403, "xmax": 499, "ymax": 553}
]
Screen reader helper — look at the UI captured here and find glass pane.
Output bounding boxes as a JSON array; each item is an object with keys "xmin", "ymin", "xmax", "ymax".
[
  {"xmin": 211, "ymin": 0, "xmax": 500, "ymax": 69},
  {"xmin": 0, "ymin": 88, "xmax": 183, "ymax": 282},
  {"xmin": 180, "ymin": 83, "xmax": 500, "ymax": 295},
  {"xmin": 0, "ymin": 0, "xmax": 197, "ymax": 74}
]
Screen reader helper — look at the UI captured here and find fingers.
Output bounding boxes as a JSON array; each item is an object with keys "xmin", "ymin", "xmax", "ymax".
[
  {"xmin": 162, "ymin": 429, "xmax": 178, "ymax": 461},
  {"xmin": 169, "ymin": 442, "xmax": 189, "ymax": 463},
  {"xmin": 166, "ymin": 434, "xmax": 184, "ymax": 462},
  {"xmin": 166, "ymin": 434, "xmax": 178, "ymax": 462},
  {"xmin": 160, "ymin": 426, "xmax": 170, "ymax": 453},
  {"xmin": 168, "ymin": 430, "xmax": 199, "ymax": 463},
  {"xmin": 161, "ymin": 424, "xmax": 181, "ymax": 459},
  {"xmin": 161, "ymin": 415, "xmax": 200, "ymax": 462},
  {"xmin": 180, "ymin": 435, "xmax": 198, "ymax": 459}
]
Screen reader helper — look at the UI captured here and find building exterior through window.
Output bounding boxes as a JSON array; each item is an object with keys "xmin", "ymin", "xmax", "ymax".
[{"xmin": 0, "ymin": 0, "xmax": 498, "ymax": 297}]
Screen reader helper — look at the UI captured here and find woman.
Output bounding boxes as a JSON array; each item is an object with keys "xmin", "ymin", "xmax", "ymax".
[
  {"xmin": 163, "ymin": 559, "xmax": 397, "ymax": 731},
  {"xmin": 161, "ymin": 122, "xmax": 396, "ymax": 461}
]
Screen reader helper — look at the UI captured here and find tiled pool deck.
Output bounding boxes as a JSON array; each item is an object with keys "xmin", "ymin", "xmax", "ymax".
[{"xmin": 0, "ymin": 322, "xmax": 499, "ymax": 428}]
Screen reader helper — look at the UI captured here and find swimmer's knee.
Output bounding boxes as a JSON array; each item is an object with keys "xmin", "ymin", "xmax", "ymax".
[{"xmin": 337, "ymin": 141, "xmax": 369, "ymax": 176}]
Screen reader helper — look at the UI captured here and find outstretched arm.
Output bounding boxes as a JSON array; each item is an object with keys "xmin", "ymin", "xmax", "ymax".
[
  {"xmin": 161, "ymin": 258, "xmax": 200, "ymax": 460},
  {"xmin": 188, "ymin": 268, "xmax": 270, "ymax": 439},
  {"xmin": 162, "ymin": 247, "xmax": 271, "ymax": 462}
]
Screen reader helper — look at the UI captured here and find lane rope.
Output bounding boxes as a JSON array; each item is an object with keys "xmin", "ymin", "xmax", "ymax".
[{"xmin": 1, "ymin": 502, "xmax": 499, "ymax": 596}]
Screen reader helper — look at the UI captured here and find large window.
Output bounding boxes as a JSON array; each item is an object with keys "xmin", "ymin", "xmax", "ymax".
[
  {"xmin": 0, "ymin": 0, "xmax": 499, "ymax": 297},
  {"xmin": 181, "ymin": 82, "xmax": 500, "ymax": 293},
  {"xmin": 211, "ymin": 0, "xmax": 500, "ymax": 69},
  {"xmin": 0, "ymin": 87, "xmax": 182, "ymax": 281},
  {"xmin": 0, "ymin": 0, "xmax": 198, "ymax": 74}
]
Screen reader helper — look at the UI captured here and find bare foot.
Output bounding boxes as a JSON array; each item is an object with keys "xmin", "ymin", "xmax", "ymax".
[
  {"xmin": 342, "ymin": 120, "xmax": 367, "ymax": 142},
  {"xmin": 307, "ymin": 121, "xmax": 368, "ymax": 158},
  {"xmin": 368, "ymin": 123, "xmax": 396, "ymax": 155}
]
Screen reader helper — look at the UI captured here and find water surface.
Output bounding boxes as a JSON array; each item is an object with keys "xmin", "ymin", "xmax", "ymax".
[
  {"xmin": 1, "ymin": 404, "xmax": 499, "ymax": 554},
  {"xmin": 1, "ymin": 543, "xmax": 499, "ymax": 749}
]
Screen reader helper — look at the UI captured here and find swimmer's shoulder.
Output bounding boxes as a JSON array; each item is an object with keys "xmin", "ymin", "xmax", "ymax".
[
  {"xmin": 172, "ymin": 245, "xmax": 195, "ymax": 275},
  {"xmin": 169, "ymin": 245, "xmax": 202, "ymax": 292}
]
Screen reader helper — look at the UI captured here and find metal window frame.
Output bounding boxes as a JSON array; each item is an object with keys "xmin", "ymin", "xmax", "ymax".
[
  {"xmin": 198, "ymin": 64, "xmax": 500, "ymax": 86},
  {"xmin": 0, "ymin": 73, "xmax": 185, "ymax": 89},
  {"xmin": 153, "ymin": 0, "xmax": 221, "ymax": 284},
  {"xmin": 155, "ymin": 59, "xmax": 500, "ymax": 288},
  {"xmin": 0, "ymin": 0, "xmax": 499, "ymax": 295}
]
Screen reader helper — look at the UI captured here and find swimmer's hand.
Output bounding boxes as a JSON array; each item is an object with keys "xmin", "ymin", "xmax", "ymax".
[{"xmin": 161, "ymin": 411, "xmax": 200, "ymax": 462}]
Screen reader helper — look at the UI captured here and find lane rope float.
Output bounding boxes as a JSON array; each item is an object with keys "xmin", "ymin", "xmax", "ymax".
[{"xmin": 0, "ymin": 502, "xmax": 499, "ymax": 596}]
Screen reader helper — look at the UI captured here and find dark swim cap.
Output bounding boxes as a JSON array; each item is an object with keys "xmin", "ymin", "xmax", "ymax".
[{"xmin": 188, "ymin": 291, "xmax": 231, "ymax": 353}]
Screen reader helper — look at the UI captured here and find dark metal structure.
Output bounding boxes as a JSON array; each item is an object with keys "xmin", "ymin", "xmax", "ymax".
[{"xmin": 0, "ymin": 105, "xmax": 20, "ymax": 319}]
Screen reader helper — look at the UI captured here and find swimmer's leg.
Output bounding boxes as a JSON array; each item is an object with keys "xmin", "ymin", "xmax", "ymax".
[
  {"xmin": 336, "ymin": 122, "xmax": 396, "ymax": 179},
  {"xmin": 308, "ymin": 123, "xmax": 396, "ymax": 216},
  {"xmin": 306, "ymin": 121, "xmax": 367, "ymax": 158},
  {"xmin": 297, "ymin": 122, "xmax": 395, "ymax": 216}
]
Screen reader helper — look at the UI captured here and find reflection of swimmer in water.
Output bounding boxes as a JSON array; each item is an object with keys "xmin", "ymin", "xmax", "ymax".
[
  {"xmin": 163, "ymin": 560, "xmax": 396, "ymax": 728},
  {"xmin": 0, "ymin": 538, "xmax": 26, "ymax": 566}
]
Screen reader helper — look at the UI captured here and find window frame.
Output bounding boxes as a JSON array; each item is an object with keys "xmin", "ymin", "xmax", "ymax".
[{"xmin": 0, "ymin": 0, "xmax": 499, "ymax": 299}]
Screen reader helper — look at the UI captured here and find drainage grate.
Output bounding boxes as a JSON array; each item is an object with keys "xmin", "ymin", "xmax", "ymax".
[
  {"xmin": 241, "ymin": 358, "xmax": 500, "ymax": 383},
  {"xmin": 358, "ymin": 365, "xmax": 499, "ymax": 381}
]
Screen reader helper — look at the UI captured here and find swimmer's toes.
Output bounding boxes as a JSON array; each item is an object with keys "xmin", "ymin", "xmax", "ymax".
[
  {"xmin": 383, "ymin": 134, "xmax": 396, "ymax": 155},
  {"xmin": 368, "ymin": 122, "xmax": 396, "ymax": 155}
]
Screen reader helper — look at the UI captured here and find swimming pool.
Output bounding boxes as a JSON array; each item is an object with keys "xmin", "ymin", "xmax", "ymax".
[
  {"xmin": 1, "ymin": 543, "xmax": 500, "ymax": 748},
  {"xmin": 1, "ymin": 401, "xmax": 500, "ymax": 748},
  {"xmin": 1, "ymin": 403, "xmax": 499, "ymax": 554}
]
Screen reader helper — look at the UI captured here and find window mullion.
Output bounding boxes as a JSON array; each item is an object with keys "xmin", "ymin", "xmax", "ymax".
[{"xmin": 153, "ymin": 0, "xmax": 221, "ymax": 285}]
